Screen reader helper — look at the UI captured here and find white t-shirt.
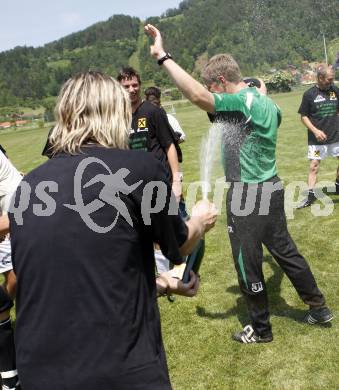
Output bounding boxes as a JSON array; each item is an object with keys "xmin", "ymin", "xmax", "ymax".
[
  {"xmin": 167, "ymin": 113, "xmax": 186, "ymax": 142},
  {"xmin": 0, "ymin": 150, "xmax": 22, "ymax": 213}
]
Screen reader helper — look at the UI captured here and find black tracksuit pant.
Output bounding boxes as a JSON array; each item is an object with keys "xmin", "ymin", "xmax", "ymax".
[{"xmin": 226, "ymin": 176, "xmax": 326, "ymax": 337}]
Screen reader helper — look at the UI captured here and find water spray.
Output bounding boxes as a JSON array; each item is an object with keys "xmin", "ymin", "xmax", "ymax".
[
  {"xmin": 181, "ymin": 123, "xmax": 222, "ymax": 283},
  {"xmin": 200, "ymin": 123, "xmax": 222, "ymax": 200}
]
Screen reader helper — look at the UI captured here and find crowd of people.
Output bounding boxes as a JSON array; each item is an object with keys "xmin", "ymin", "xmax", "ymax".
[{"xmin": 0, "ymin": 23, "xmax": 337, "ymax": 389}]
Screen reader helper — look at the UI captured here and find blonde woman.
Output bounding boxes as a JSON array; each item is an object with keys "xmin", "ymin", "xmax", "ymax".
[{"xmin": 9, "ymin": 71, "xmax": 217, "ymax": 390}]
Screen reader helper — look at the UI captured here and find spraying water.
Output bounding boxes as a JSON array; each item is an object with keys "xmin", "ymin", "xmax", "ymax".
[
  {"xmin": 200, "ymin": 122, "xmax": 222, "ymax": 199},
  {"xmin": 200, "ymin": 120, "xmax": 245, "ymax": 199}
]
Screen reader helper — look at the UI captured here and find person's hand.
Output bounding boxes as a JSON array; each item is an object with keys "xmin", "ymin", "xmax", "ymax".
[
  {"xmin": 256, "ymin": 78, "xmax": 267, "ymax": 95},
  {"xmin": 314, "ymin": 129, "xmax": 327, "ymax": 142},
  {"xmin": 158, "ymin": 270, "xmax": 200, "ymax": 297},
  {"xmin": 191, "ymin": 200, "xmax": 218, "ymax": 233},
  {"xmin": 144, "ymin": 24, "xmax": 166, "ymax": 60},
  {"xmin": 172, "ymin": 180, "xmax": 182, "ymax": 203}
]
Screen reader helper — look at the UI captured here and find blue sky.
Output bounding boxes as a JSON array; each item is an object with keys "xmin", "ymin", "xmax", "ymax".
[{"xmin": 0, "ymin": 0, "xmax": 182, "ymax": 52}]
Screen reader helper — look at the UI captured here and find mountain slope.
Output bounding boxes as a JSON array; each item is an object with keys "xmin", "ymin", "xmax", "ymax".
[{"xmin": 0, "ymin": 0, "xmax": 338, "ymax": 105}]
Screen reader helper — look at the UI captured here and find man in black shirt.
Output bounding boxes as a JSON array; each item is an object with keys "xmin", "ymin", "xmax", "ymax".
[
  {"xmin": 117, "ymin": 67, "xmax": 183, "ymax": 202},
  {"xmin": 117, "ymin": 68, "xmax": 185, "ymax": 274},
  {"xmin": 297, "ymin": 64, "xmax": 339, "ymax": 208}
]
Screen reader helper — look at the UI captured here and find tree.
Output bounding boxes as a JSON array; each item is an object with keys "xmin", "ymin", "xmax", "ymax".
[
  {"xmin": 263, "ymin": 71, "xmax": 295, "ymax": 93},
  {"xmin": 42, "ymin": 98, "xmax": 56, "ymax": 122}
]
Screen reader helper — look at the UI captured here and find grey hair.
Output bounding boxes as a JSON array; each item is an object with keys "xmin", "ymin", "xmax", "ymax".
[{"xmin": 316, "ymin": 64, "xmax": 334, "ymax": 79}]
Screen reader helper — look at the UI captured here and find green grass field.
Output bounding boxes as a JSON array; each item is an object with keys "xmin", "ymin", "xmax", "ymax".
[{"xmin": 0, "ymin": 89, "xmax": 338, "ymax": 389}]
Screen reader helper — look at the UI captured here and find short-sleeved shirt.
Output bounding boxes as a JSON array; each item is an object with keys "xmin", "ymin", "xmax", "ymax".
[
  {"xmin": 9, "ymin": 146, "xmax": 187, "ymax": 390},
  {"xmin": 298, "ymin": 85, "xmax": 339, "ymax": 145},
  {"xmin": 212, "ymin": 87, "xmax": 281, "ymax": 183},
  {"xmin": 0, "ymin": 150, "xmax": 22, "ymax": 213},
  {"xmin": 130, "ymin": 101, "xmax": 178, "ymax": 180},
  {"xmin": 167, "ymin": 113, "xmax": 186, "ymax": 142}
]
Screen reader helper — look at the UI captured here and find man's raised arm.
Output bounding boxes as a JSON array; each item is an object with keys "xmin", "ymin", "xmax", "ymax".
[{"xmin": 144, "ymin": 24, "xmax": 215, "ymax": 113}]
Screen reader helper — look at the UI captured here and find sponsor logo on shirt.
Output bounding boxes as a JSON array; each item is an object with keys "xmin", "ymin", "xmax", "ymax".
[
  {"xmin": 138, "ymin": 118, "xmax": 146, "ymax": 128},
  {"xmin": 314, "ymin": 95, "xmax": 326, "ymax": 103},
  {"xmin": 131, "ymin": 117, "xmax": 148, "ymax": 133},
  {"xmin": 329, "ymin": 91, "xmax": 337, "ymax": 101}
]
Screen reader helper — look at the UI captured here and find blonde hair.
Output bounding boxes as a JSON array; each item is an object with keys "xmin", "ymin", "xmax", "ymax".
[
  {"xmin": 50, "ymin": 71, "xmax": 131, "ymax": 155},
  {"xmin": 201, "ymin": 54, "xmax": 242, "ymax": 86}
]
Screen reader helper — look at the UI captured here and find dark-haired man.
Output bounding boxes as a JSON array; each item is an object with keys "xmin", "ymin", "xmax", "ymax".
[
  {"xmin": 297, "ymin": 64, "xmax": 339, "ymax": 208},
  {"xmin": 145, "ymin": 86, "xmax": 189, "ymax": 272},
  {"xmin": 145, "ymin": 86, "xmax": 186, "ymax": 144},
  {"xmin": 117, "ymin": 67, "xmax": 182, "ymax": 202},
  {"xmin": 144, "ymin": 24, "xmax": 333, "ymax": 344},
  {"xmin": 117, "ymin": 68, "xmax": 184, "ymax": 274}
]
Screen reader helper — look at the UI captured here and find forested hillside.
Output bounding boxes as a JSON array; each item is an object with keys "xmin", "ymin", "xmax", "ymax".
[
  {"xmin": 0, "ymin": 15, "xmax": 140, "ymax": 106},
  {"xmin": 140, "ymin": 0, "xmax": 339, "ymax": 84},
  {"xmin": 0, "ymin": 0, "xmax": 338, "ymax": 107}
]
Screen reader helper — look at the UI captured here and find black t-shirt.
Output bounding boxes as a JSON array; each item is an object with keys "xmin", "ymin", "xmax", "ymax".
[
  {"xmin": 298, "ymin": 85, "xmax": 339, "ymax": 145},
  {"xmin": 9, "ymin": 146, "xmax": 187, "ymax": 390},
  {"xmin": 131, "ymin": 101, "xmax": 178, "ymax": 181}
]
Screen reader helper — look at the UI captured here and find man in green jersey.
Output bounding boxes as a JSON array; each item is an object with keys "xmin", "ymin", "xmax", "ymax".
[{"xmin": 145, "ymin": 24, "xmax": 333, "ymax": 343}]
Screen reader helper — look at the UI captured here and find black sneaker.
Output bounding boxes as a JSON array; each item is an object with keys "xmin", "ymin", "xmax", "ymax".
[
  {"xmin": 232, "ymin": 325, "xmax": 273, "ymax": 344},
  {"xmin": 304, "ymin": 306, "xmax": 334, "ymax": 325},
  {"xmin": 1, "ymin": 372, "xmax": 20, "ymax": 390},
  {"xmin": 297, "ymin": 191, "xmax": 316, "ymax": 209},
  {"xmin": 2, "ymin": 380, "xmax": 20, "ymax": 390},
  {"xmin": 335, "ymin": 181, "xmax": 339, "ymax": 195}
]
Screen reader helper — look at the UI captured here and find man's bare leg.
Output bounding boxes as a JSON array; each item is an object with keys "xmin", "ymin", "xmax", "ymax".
[{"xmin": 297, "ymin": 159, "xmax": 320, "ymax": 208}]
